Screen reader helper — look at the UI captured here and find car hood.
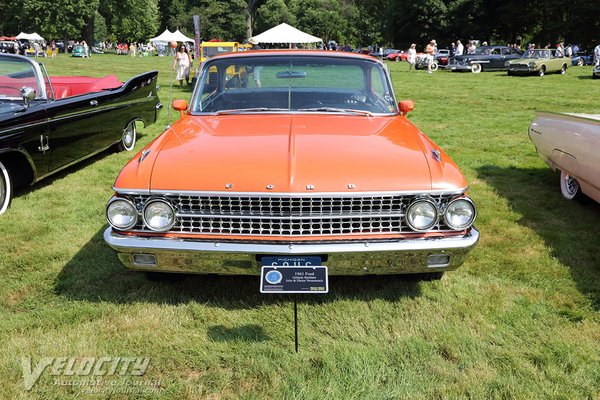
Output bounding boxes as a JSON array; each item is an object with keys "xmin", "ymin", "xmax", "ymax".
[
  {"xmin": 115, "ymin": 114, "xmax": 467, "ymax": 193},
  {"xmin": 508, "ymin": 58, "xmax": 539, "ymax": 64}
]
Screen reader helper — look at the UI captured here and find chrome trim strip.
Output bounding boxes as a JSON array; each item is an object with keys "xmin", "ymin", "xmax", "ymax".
[
  {"xmin": 174, "ymin": 212, "xmax": 404, "ymax": 219},
  {"xmin": 104, "ymin": 226, "xmax": 479, "ymax": 255},
  {"xmin": 112, "ymin": 188, "xmax": 468, "ymax": 197}
]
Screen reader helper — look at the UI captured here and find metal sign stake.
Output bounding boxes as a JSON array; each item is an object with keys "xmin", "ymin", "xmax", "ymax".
[{"xmin": 294, "ymin": 295, "xmax": 299, "ymax": 353}]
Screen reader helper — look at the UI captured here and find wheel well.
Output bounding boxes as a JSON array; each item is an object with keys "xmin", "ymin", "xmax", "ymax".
[{"xmin": 0, "ymin": 151, "xmax": 35, "ymax": 189}]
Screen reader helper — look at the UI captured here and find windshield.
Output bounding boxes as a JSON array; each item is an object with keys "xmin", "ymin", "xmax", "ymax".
[
  {"xmin": 202, "ymin": 46, "xmax": 235, "ymax": 58},
  {"xmin": 522, "ymin": 50, "xmax": 550, "ymax": 59},
  {"xmin": 191, "ymin": 55, "xmax": 397, "ymax": 115},
  {"xmin": 0, "ymin": 56, "xmax": 40, "ymax": 100}
]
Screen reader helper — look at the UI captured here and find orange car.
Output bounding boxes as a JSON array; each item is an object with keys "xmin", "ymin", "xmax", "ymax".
[{"xmin": 104, "ymin": 51, "xmax": 478, "ymax": 279}]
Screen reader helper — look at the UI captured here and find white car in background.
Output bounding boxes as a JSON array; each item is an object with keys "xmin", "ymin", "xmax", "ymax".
[{"xmin": 529, "ymin": 112, "xmax": 600, "ymax": 203}]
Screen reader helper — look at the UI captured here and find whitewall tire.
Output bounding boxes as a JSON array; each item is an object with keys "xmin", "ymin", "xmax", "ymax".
[
  {"xmin": 471, "ymin": 64, "xmax": 482, "ymax": 73},
  {"xmin": 119, "ymin": 120, "xmax": 137, "ymax": 152},
  {"xmin": 0, "ymin": 161, "xmax": 12, "ymax": 215},
  {"xmin": 560, "ymin": 170, "xmax": 581, "ymax": 200}
]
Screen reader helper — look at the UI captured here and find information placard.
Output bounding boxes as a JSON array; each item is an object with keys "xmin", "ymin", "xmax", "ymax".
[{"xmin": 260, "ymin": 266, "xmax": 328, "ymax": 294}]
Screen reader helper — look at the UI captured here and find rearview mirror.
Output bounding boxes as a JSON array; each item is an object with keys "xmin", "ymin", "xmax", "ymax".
[
  {"xmin": 172, "ymin": 99, "xmax": 188, "ymax": 116},
  {"xmin": 399, "ymin": 100, "xmax": 414, "ymax": 115},
  {"xmin": 20, "ymin": 86, "xmax": 36, "ymax": 108},
  {"xmin": 276, "ymin": 71, "xmax": 307, "ymax": 79}
]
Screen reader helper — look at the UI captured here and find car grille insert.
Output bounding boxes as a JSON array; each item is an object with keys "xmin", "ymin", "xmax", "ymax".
[{"xmin": 127, "ymin": 193, "xmax": 458, "ymax": 236}]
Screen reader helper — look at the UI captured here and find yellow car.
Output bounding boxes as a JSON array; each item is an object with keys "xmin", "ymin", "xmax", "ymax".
[{"xmin": 189, "ymin": 41, "xmax": 240, "ymax": 84}]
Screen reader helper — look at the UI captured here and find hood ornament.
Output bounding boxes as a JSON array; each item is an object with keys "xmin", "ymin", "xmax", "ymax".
[
  {"xmin": 348, "ymin": 184, "xmax": 356, "ymax": 189},
  {"xmin": 306, "ymin": 184, "xmax": 315, "ymax": 190},
  {"xmin": 431, "ymin": 149, "xmax": 441, "ymax": 162},
  {"xmin": 225, "ymin": 183, "xmax": 233, "ymax": 189},
  {"xmin": 266, "ymin": 184, "xmax": 274, "ymax": 190}
]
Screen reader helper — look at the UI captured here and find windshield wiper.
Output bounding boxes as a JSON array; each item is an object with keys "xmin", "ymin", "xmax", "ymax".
[
  {"xmin": 297, "ymin": 107, "xmax": 373, "ymax": 116},
  {"xmin": 214, "ymin": 107, "xmax": 289, "ymax": 115}
]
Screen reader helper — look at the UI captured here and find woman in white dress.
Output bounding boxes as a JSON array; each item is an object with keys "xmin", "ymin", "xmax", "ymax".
[
  {"xmin": 407, "ymin": 43, "xmax": 416, "ymax": 72},
  {"xmin": 172, "ymin": 45, "xmax": 192, "ymax": 86}
]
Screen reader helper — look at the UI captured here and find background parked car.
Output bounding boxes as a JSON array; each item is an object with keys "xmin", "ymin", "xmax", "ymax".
[
  {"xmin": 436, "ymin": 49, "xmax": 450, "ymax": 66},
  {"xmin": 448, "ymin": 45, "xmax": 522, "ymax": 73},
  {"xmin": 571, "ymin": 52, "xmax": 593, "ymax": 66},
  {"xmin": 507, "ymin": 49, "xmax": 570, "ymax": 77},
  {"xmin": 385, "ymin": 50, "xmax": 407, "ymax": 61}
]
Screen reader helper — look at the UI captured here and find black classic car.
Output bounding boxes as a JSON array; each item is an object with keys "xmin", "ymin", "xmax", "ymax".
[
  {"xmin": 0, "ymin": 54, "xmax": 161, "ymax": 215},
  {"xmin": 447, "ymin": 45, "xmax": 522, "ymax": 73}
]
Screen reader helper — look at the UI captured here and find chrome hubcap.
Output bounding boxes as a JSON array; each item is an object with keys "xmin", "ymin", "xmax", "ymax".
[
  {"xmin": 565, "ymin": 174, "xmax": 579, "ymax": 196},
  {"xmin": 122, "ymin": 123, "xmax": 135, "ymax": 148}
]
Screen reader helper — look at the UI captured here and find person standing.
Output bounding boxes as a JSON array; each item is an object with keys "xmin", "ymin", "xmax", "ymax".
[
  {"xmin": 173, "ymin": 45, "xmax": 192, "ymax": 87},
  {"xmin": 456, "ymin": 40, "xmax": 464, "ymax": 56},
  {"xmin": 51, "ymin": 40, "xmax": 56, "ymax": 59},
  {"xmin": 407, "ymin": 43, "xmax": 416, "ymax": 71},
  {"xmin": 248, "ymin": 38, "xmax": 263, "ymax": 86},
  {"xmin": 425, "ymin": 40, "xmax": 436, "ymax": 73},
  {"xmin": 594, "ymin": 43, "xmax": 600, "ymax": 66},
  {"xmin": 82, "ymin": 40, "xmax": 89, "ymax": 58}
]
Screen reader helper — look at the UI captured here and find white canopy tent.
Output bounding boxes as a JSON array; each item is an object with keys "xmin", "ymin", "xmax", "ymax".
[
  {"xmin": 149, "ymin": 29, "xmax": 194, "ymax": 43},
  {"xmin": 16, "ymin": 32, "xmax": 44, "ymax": 41},
  {"xmin": 250, "ymin": 23, "xmax": 322, "ymax": 44}
]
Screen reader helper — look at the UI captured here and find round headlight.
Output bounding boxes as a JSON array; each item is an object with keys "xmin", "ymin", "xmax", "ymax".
[
  {"xmin": 143, "ymin": 200, "xmax": 176, "ymax": 232},
  {"xmin": 406, "ymin": 200, "xmax": 438, "ymax": 231},
  {"xmin": 106, "ymin": 198, "xmax": 138, "ymax": 230},
  {"xmin": 444, "ymin": 198, "xmax": 476, "ymax": 230}
]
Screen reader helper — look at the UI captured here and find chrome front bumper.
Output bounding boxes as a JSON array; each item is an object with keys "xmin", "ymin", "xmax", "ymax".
[
  {"xmin": 447, "ymin": 64, "xmax": 471, "ymax": 71},
  {"xmin": 104, "ymin": 227, "xmax": 479, "ymax": 275}
]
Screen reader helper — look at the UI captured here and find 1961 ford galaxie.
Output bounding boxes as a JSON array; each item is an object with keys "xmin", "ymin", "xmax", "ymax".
[
  {"xmin": 0, "ymin": 54, "xmax": 161, "ymax": 215},
  {"xmin": 104, "ymin": 51, "xmax": 479, "ymax": 278},
  {"xmin": 529, "ymin": 112, "xmax": 600, "ymax": 203}
]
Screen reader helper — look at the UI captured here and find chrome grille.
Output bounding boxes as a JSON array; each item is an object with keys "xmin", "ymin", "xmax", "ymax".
[
  {"xmin": 509, "ymin": 64, "xmax": 530, "ymax": 70},
  {"xmin": 126, "ymin": 193, "xmax": 459, "ymax": 236}
]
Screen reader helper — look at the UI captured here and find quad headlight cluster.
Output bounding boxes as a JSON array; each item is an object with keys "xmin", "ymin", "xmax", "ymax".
[
  {"xmin": 106, "ymin": 197, "xmax": 176, "ymax": 232},
  {"xmin": 406, "ymin": 197, "xmax": 476, "ymax": 232}
]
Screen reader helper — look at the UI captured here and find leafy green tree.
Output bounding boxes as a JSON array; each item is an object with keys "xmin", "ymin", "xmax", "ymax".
[
  {"xmin": 9, "ymin": 0, "xmax": 99, "ymax": 41},
  {"xmin": 99, "ymin": 0, "xmax": 160, "ymax": 42},
  {"xmin": 255, "ymin": 0, "xmax": 296, "ymax": 35}
]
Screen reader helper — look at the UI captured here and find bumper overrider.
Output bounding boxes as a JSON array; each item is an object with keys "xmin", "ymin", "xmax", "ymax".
[{"xmin": 104, "ymin": 227, "xmax": 479, "ymax": 275}]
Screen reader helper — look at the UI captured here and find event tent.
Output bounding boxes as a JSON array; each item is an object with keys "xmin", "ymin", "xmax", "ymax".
[
  {"xmin": 250, "ymin": 23, "xmax": 322, "ymax": 44},
  {"xmin": 149, "ymin": 29, "xmax": 194, "ymax": 43},
  {"xmin": 16, "ymin": 32, "xmax": 44, "ymax": 41}
]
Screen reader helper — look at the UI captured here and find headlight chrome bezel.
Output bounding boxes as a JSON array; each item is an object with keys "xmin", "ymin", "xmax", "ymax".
[
  {"xmin": 443, "ymin": 197, "xmax": 477, "ymax": 230},
  {"xmin": 405, "ymin": 198, "xmax": 439, "ymax": 232},
  {"xmin": 106, "ymin": 197, "xmax": 139, "ymax": 230},
  {"xmin": 142, "ymin": 199, "xmax": 177, "ymax": 232}
]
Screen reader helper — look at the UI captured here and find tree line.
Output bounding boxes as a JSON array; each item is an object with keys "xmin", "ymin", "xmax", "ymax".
[{"xmin": 1, "ymin": 0, "xmax": 597, "ymax": 50}]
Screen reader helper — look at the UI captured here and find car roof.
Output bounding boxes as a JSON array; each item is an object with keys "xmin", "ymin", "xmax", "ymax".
[{"xmin": 210, "ymin": 49, "xmax": 382, "ymax": 62}]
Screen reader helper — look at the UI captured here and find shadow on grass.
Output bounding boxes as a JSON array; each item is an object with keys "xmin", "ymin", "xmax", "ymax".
[
  {"xmin": 207, "ymin": 324, "xmax": 269, "ymax": 342},
  {"xmin": 477, "ymin": 165, "xmax": 600, "ymax": 308},
  {"xmin": 55, "ymin": 228, "xmax": 423, "ymax": 308}
]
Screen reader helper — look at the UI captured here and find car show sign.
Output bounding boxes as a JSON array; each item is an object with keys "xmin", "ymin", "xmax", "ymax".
[{"xmin": 260, "ymin": 256, "xmax": 328, "ymax": 294}]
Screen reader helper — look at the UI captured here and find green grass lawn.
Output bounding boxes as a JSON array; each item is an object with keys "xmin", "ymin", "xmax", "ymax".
[{"xmin": 1, "ymin": 54, "xmax": 600, "ymax": 399}]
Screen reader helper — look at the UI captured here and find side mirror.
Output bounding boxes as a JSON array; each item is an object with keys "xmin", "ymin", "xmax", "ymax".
[
  {"xmin": 172, "ymin": 99, "xmax": 188, "ymax": 116},
  {"xmin": 20, "ymin": 86, "xmax": 36, "ymax": 108},
  {"xmin": 399, "ymin": 100, "xmax": 414, "ymax": 115}
]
